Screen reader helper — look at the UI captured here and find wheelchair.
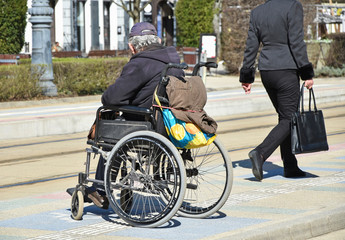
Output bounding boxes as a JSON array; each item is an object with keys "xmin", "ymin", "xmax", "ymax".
[{"xmin": 70, "ymin": 62, "xmax": 233, "ymax": 228}]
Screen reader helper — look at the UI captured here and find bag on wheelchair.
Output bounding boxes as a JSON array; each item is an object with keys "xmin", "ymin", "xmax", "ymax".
[
  {"xmin": 154, "ymin": 75, "xmax": 216, "ymax": 149},
  {"xmin": 160, "ymin": 106, "xmax": 216, "ymax": 149},
  {"xmin": 88, "ymin": 108, "xmax": 152, "ymax": 145},
  {"xmin": 88, "ymin": 109, "xmax": 118, "ymax": 140}
]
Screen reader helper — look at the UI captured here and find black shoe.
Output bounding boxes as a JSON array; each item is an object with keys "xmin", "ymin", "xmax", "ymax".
[
  {"xmin": 101, "ymin": 195, "xmax": 109, "ymax": 209},
  {"xmin": 248, "ymin": 149, "xmax": 264, "ymax": 181},
  {"xmin": 284, "ymin": 168, "xmax": 306, "ymax": 178}
]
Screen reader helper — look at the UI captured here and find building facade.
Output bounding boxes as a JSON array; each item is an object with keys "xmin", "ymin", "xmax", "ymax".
[{"xmin": 23, "ymin": 0, "xmax": 176, "ymax": 54}]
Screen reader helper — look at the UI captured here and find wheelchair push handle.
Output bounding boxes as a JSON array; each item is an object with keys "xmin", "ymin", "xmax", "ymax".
[
  {"xmin": 192, "ymin": 62, "xmax": 218, "ymax": 76},
  {"xmin": 156, "ymin": 63, "xmax": 188, "ymax": 102},
  {"xmin": 161, "ymin": 62, "xmax": 188, "ymax": 79}
]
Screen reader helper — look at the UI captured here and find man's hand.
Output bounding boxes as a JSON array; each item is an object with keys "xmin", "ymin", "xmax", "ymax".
[
  {"xmin": 305, "ymin": 79, "xmax": 314, "ymax": 89},
  {"xmin": 242, "ymin": 83, "xmax": 252, "ymax": 94}
]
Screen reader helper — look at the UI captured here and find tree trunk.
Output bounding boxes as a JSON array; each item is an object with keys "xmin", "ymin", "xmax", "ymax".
[
  {"xmin": 113, "ymin": 0, "xmax": 152, "ymax": 24},
  {"xmin": 213, "ymin": 0, "xmax": 222, "ymax": 60}
]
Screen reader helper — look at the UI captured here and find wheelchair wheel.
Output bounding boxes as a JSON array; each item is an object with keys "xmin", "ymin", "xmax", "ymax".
[
  {"xmin": 71, "ymin": 189, "xmax": 84, "ymax": 220},
  {"xmin": 120, "ymin": 188, "xmax": 133, "ymax": 213},
  {"xmin": 104, "ymin": 131, "xmax": 186, "ymax": 228},
  {"xmin": 178, "ymin": 138, "xmax": 233, "ymax": 218}
]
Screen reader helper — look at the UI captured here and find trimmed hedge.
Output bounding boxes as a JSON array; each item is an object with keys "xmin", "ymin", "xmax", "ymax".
[
  {"xmin": 315, "ymin": 65, "xmax": 345, "ymax": 77},
  {"xmin": 52, "ymin": 58, "xmax": 128, "ymax": 96},
  {"xmin": 0, "ymin": 65, "xmax": 41, "ymax": 101},
  {"xmin": 326, "ymin": 33, "xmax": 345, "ymax": 68},
  {"xmin": 0, "ymin": 58, "xmax": 128, "ymax": 101}
]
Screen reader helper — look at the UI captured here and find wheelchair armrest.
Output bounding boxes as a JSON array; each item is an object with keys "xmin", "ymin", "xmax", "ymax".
[
  {"xmin": 102, "ymin": 105, "xmax": 152, "ymax": 116},
  {"xmin": 87, "ymin": 139, "xmax": 96, "ymax": 146}
]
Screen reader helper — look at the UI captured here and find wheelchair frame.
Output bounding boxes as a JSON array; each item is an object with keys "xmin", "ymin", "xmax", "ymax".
[{"xmin": 70, "ymin": 62, "xmax": 233, "ymax": 227}]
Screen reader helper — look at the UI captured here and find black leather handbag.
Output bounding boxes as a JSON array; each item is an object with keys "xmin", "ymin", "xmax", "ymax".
[{"xmin": 291, "ymin": 83, "xmax": 329, "ymax": 154}]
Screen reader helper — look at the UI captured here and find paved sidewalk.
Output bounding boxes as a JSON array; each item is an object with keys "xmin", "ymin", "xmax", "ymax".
[
  {"xmin": 0, "ymin": 124, "xmax": 344, "ymax": 240},
  {"xmin": 0, "ymin": 74, "xmax": 344, "ymax": 239}
]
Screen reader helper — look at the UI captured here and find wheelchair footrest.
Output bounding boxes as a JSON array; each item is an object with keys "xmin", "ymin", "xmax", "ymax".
[
  {"xmin": 66, "ymin": 187, "xmax": 93, "ymax": 203},
  {"xmin": 66, "ymin": 187, "xmax": 75, "ymax": 196}
]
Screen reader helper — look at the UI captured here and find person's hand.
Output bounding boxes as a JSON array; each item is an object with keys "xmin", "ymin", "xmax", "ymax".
[
  {"xmin": 242, "ymin": 83, "xmax": 252, "ymax": 94},
  {"xmin": 305, "ymin": 79, "xmax": 314, "ymax": 89}
]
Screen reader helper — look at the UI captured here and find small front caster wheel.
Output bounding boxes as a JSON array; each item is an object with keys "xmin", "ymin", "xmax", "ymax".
[{"xmin": 71, "ymin": 190, "xmax": 84, "ymax": 220}]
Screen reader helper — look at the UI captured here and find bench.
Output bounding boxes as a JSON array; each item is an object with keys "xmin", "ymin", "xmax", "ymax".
[
  {"xmin": 115, "ymin": 50, "xmax": 130, "ymax": 57},
  {"xmin": 88, "ymin": 50, "xmax": 117, "ymax": 58},
  {"xmin": 52, "ymin": 51, "xmax": 82, "ymax": 58},
  {"xmin": 0, "ymin": 54, "xmax": 31, "ymax": 65},
  {"xmin": 0, "ymin": 58, "xmax": 19, "ymax": 65},
  {"xmin": 88, "ymin": 50, "xmax": 130, "ymax": 58}
]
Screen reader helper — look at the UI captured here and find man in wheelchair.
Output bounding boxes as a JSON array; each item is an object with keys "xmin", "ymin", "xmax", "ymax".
[{"xmin": 87, "ymin": 22, "xmax": 184, "ymax": 209}]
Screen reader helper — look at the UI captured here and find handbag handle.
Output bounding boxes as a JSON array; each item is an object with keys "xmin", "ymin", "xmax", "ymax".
[
  {"xmin": 298, "ymin": 82, "xmax": 317, "ymax": 113},
  {"xmin": 309, "ymin": 87, "xmax": 317, "ymax": 112}
]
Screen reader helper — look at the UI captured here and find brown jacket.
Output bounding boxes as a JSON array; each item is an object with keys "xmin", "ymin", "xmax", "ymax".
[{"xmin": 166, "ymin": 75, "xmax": 217, "ymax": 134}]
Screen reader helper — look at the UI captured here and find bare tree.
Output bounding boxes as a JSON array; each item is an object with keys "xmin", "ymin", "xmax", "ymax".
[{"xmin": 113, "ymin": 0, "xmax": 152, "ymax": 24}]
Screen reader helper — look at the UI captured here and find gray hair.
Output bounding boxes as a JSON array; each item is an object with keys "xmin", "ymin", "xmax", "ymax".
[{"xmin": 128, "ymin": 35, "xmax": 161, "ymax": 52}]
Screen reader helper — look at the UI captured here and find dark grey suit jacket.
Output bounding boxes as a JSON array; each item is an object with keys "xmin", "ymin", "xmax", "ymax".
[{"xmin": 240, "ymin": 0, "xmax": 314, "ymax": 83}]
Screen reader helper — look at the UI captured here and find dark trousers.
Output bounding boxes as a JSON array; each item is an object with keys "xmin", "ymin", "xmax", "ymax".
[
  {"xmin": 88, "ymin": 149, "xmax": 108, "ymax": 196},
  {"xmin": 256, "ymin": 70, "xmax": 300, "ymax": 169}
]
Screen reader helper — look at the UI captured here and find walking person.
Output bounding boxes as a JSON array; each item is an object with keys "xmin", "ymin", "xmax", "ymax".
[{"xmin": 239, "ymin": 0, "xmax": 314, "ymax": 180}]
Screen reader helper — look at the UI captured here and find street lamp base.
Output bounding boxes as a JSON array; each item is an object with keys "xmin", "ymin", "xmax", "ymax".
[{"xmin": 38, "ymin": 80, "xmax": 57, "ymax": 97}]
